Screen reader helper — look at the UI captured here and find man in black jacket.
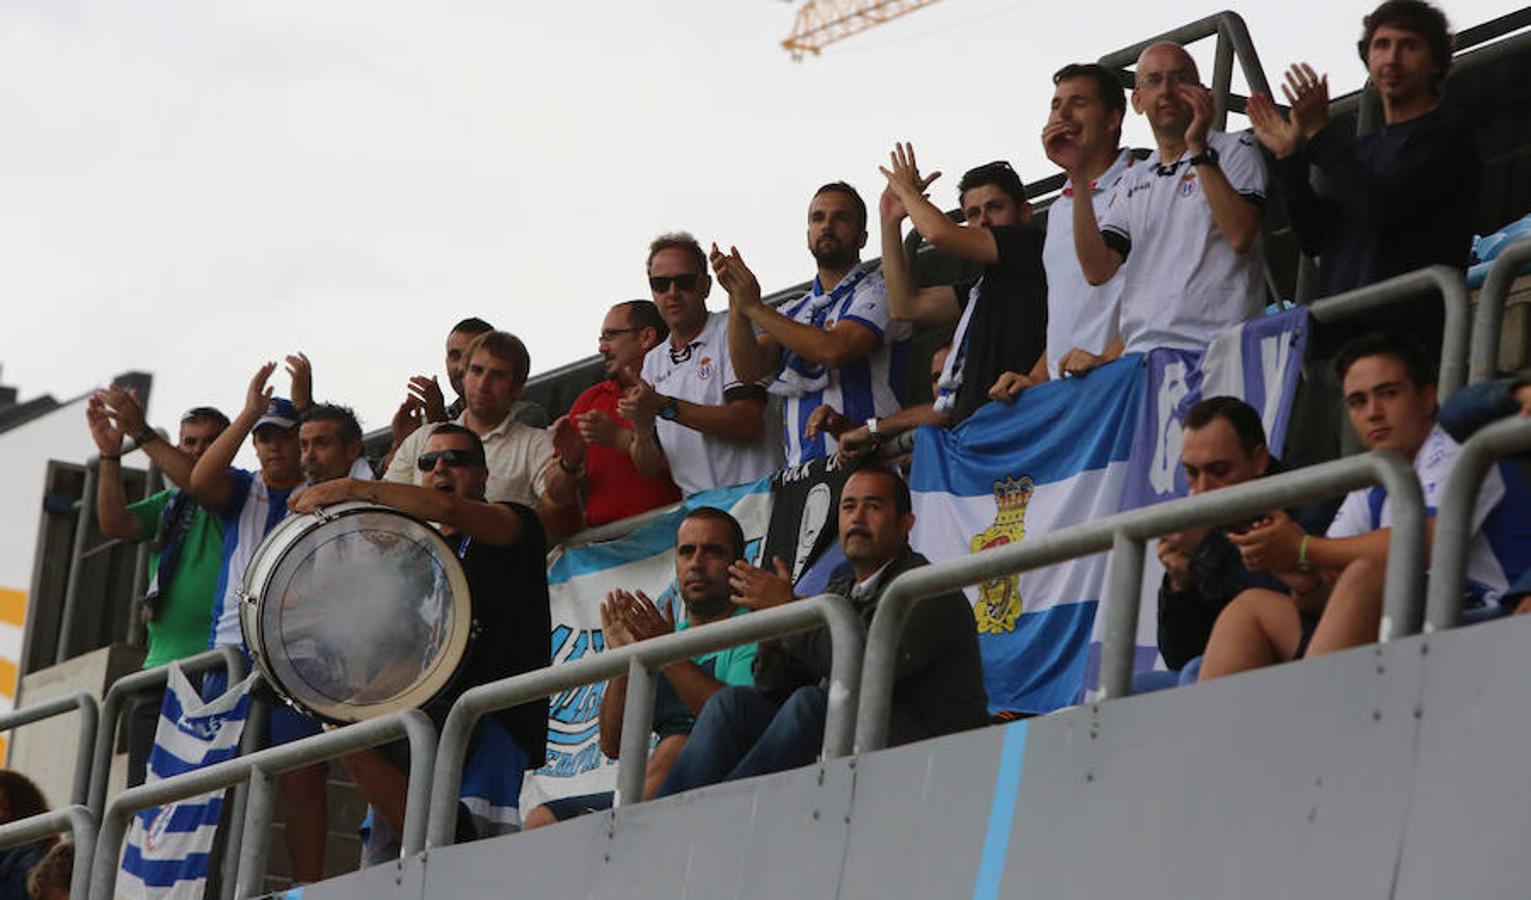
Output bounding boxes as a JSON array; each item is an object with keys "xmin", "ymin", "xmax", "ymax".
[{"xmin": 656, "ymin": 465, "xmax": 987, "ymax": 796}]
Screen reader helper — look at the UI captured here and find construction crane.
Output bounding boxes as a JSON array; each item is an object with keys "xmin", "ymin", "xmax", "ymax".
[{"xmin": 781, "ymin": 0, "xmax": 943, "ymax": 59}]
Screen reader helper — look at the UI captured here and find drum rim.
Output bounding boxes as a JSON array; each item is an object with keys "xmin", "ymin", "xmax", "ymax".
[{"xmin": 240, "ymin": 501, "xmax": 473, "ymax": 724}]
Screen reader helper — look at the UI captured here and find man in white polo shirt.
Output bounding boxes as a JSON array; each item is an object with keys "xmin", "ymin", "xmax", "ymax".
[
  {"xmin": 1040, "ymin": 62, "xmax": 1135, "ymax": 377},
  {"xmin": 622, "ymin": 232, "xmax": 782, "ymax": 496},
  {"xmin": 717, "ymin": 182, "xmax": 911, "ymax": 465},
  {"xmin": 1066, "ymin": 42, "xmax": 1267, "ymax": 354}
]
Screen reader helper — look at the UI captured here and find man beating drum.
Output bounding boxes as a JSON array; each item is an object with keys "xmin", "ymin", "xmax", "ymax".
[{"xmin": 290, "ymin": 422, "xmax": 552, "ymax": 858}]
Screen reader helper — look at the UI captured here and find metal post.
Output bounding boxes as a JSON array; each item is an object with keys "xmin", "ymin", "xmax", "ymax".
[
  {"xmin": 126, "ymin": 465, "xmax": 164, "ymax": 649},
  {"xmin": 1099, "ymin": 532, "xmax": 1147, "ymax": 700},
  {"xmin": 234, "ymin": 767, "xmax": 276, "ymax": 899},
  {"xmin": 56, "ymin": 460, "xmax": 99, "ymax": 665},
  {"xmin": 1424, "ymin": 417, "xmax": 1531, "ymax": 631},
  {"xmin": 615, "ymin": 659, "xmax": 656, "ymax": 807},
  {"xmin": 219, "ymin": 693, "xmax": 268, "ymax": 900},
  {"xmin": 0, "ymin": 693, "xmax": 99, "ymax": 808},
  {"xmin": 1210, "ymin": 29, "xmax": 1234, "ymax": 131},
  {"xmin": 1469, "ymin": 238, "xmax": 1531, "ymax": 383}
]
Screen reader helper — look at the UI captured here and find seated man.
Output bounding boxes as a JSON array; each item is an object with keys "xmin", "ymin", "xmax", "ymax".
[
  {"xmin": 656, "ymin": 465, "xmax": 987, "ymax": 797},
  {"xmin": 523, "ymin": 507, "xmax": 756, "ymax": 827},
  {"xmin": 291, "ymin": 423, "xmax": 551, "ymax": 857},
  {"xmin": 1200, "ymin": 333, "xmax": 1531, "ymax": 679}
]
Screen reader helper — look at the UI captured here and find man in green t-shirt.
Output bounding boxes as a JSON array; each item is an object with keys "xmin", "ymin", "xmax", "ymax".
[
  {"xmin": 87, "ymin": 386, "xmax": 229, "ymax": 786},
  {"xmin": 522, "ymin": 506, "xmax": 756, "ymax": 828}
]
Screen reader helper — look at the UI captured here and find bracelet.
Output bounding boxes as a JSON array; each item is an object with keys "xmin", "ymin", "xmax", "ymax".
[
  {"xmin": 134, "ymin": 429, "xmax": 160, "ymax": 446},
  {"xmin": 99, "ymin": 453, "xmax": 121, "ymax": 462},
  {"xmin": 1297, "ymin": 534, "xmax": 1312, "ymax": 573}
]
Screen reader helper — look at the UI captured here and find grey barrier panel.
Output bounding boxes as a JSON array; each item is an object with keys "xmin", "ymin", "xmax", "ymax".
[
  {"xmin": 56, "ymin": 460, "xmax": 99, "ymax": 665},
  {"xmin": 855, "ymin": 450, "xmax": 1424, "ymax": 752},
  {"xmin": 1423, "ymin": 415, "xmax": 1531, "ymax": 631},
  {"xmin": 0, "ymin": 692, "xmax": 99, "ymax": 806},
  {"xmin": 1307, "ymin": 265, "xmax": 1470, "ymax": 400},
  {"xmin": 425, "ymin": 593, "xmax": 863, "ymax": 848},
  {"xmin": 293, "ymin": 847, "xmax": 429, "ymax": 900},
  {"xmin": 88, "ymin": 645, "xmax": 244, "ymax": 818},
  {"xmin": 1005, "ymin": 638, "xmax": 1428, "ymax": 900},
  {"xmin": 1394, "ymin": 614, "xmax": 1531, "ymax": 898},
  {"xmin": 217, "ymin": 695, "xmax": 269, "ymax": 900},
  {"xmin": 90, "ymin": 709, "xmax": 436, "ymax": 900},
  {"xmin": 1469, "ymin": 236, "xmax": 1531, "ymax": 383},
  {"xmin": 0, "ymin": 805, "xmax": 97, "ymax": 900}
]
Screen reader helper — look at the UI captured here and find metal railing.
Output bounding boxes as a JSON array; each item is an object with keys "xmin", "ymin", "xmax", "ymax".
[
  {"xmin": 90, "ymin": 710, "xmax": 436, "ymax": 900},
  {"xmin": 0, "ymin": 692, "xmax": 99, "ymax": 807},
  {"xmin": 1308, "ymin": 265, "xmax": 1471, "ymax": 400},
  {"xmin": 88, "ymin": 646, "xmax": 244, "ymax": 818},
  {"xmin": 854, "ymin": 451, "xmax": 1425, "ymax": 752},
  {"xmin": 0, "ymin": 806, "xmax": 96, "ymax": 899},
  {"xmin": 1424, "ymin": 416, "xmax": 1531, "ymax": 631},
  {"xmin": 426, "ymin": 593, "xmax": 863, "ymax": 848},
  {"xmin": 1098, "ymin": 11, "xmax": 1272, "ymax": 131},
  {"xmin": 1470, "ymin": 237, "xmax": 1531, "ymax": 384}
]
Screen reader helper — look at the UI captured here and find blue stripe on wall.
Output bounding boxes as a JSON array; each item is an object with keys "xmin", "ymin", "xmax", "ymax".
[{"xmin": 972, "ymin": 720, "xmax": 1029, "ymax": 900}]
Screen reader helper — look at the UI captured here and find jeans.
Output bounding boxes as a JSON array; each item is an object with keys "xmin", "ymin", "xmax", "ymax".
[{"xmin": 656, "ymin": 685, "xmax": 827, "ymax": 798}]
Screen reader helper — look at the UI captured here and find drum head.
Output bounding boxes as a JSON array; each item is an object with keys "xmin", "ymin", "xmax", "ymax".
[{"xmin": 241, "ymin": 502, "xmax": 472, "ymax": 724}]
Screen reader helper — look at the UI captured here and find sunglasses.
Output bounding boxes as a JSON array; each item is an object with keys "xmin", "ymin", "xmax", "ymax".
[
  {"xmin": 417, "ymin": 449, "xmax": 479, "ymax": 471},
  {"xmin": 649, "ymin": 273, "xmax": 702, "ymax": 293}
]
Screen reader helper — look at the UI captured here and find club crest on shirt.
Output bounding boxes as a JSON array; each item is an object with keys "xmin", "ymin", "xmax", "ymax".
[
  {"xmin": 970, "ymin": 475, "xmax": 1034, "ymax": 634},
  {"xmin": 696, "ymin": 356, "xmax": 714, "ymax": 380},
  {"xmin": 1178, "ymin": 171, "xmax": 1198, "ymax": 197}
]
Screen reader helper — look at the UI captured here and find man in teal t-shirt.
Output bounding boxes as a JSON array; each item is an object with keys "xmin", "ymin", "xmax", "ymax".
[{"xmin": 87, "ymin": 388, "xmax": 229, "ymax": 784}]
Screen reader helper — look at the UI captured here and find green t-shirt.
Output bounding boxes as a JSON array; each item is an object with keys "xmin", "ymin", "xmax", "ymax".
[
  {"xmin": 675, "ymin": 606, "xmax": 757, "ymax": 687},
  {"xmin": 128, "ymin": 489, "xmax": 226, "ymax": 669}
]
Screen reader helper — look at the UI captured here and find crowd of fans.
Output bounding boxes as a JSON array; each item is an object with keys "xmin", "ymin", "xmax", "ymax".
[{"xmin": 32, "ymin": 0, "xmax": 1528, "ymax": 887}]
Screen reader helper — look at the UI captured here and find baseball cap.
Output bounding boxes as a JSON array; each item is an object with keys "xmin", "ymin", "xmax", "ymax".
[{"xmin": 254, "ymin": 397, "xmax": 300, "ymax": 432}]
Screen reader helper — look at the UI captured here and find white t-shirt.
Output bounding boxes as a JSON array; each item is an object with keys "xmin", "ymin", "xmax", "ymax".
[
  {"xmin": 641, "ymin": 311, "xmax": 782, "ymax": 496},
  {"xmin": 1327, "ymin": 424, "xmax": 1515, "ymax": 598},
  {"xmin": 1043, "ymin": 148, "xmax": 1133, "ymax": 377},
  {"xmin": 384, "ymin": 412, "xmax": 552, "ymax": 506},
  {"xmin": 1100, "ymin": 129, "xmax": 1268, "ymax": 354}
]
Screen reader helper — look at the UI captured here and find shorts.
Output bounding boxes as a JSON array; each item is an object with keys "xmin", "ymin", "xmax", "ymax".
[{"xmin": 539, "ymin": 792, "xmax": 615, "ymax": 822}]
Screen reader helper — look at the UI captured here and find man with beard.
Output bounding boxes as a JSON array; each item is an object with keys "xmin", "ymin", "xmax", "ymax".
[
  {"xmin": 542, "ymin": 301, "xmax": 681, "ymax": 528},
  {"xmin": 1066, "ymin": 41, "xmax": 1267, "ymax": 356},
  {"xmin": 718, "ymin": 182, "xmax": 911, "ymax": 465},
  {"xmin": 656, "ymin": 465, "xmax": 987, "ymax": 796}
]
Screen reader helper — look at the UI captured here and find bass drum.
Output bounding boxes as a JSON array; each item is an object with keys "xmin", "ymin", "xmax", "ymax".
[{"xmin": 238, "ymin": 501, "xmax": 473, "ymax": 725}]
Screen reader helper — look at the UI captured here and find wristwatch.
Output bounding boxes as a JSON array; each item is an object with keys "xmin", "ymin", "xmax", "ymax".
[
  {"xmin": 1188, "ymin": 145, "xmax": 1220, "ymax": 169},
  {"xmin": 135, "ymin": 428, "xmax": 160, "ymax": 446},
  {"xmin": 865, "ymin": 417, "xmax": 881, "ymax": 445},
  {"xmin": 659, "ymin": 397, "xmax": 680, "ymax": 421}
]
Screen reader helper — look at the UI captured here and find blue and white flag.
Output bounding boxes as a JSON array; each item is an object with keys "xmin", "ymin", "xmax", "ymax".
[
  {"xmin": 120, "ymin": 666, "xmax": 255, "ymax": 900},
  {"xmin": 910, "ymin": 357, "xmax": 1145, "ymax": 715},
  {"xmin": 521, "ymin": 478, "xmax": 774, "ymax": 811}
]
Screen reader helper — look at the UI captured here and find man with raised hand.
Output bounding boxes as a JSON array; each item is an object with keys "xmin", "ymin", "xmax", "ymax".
[
  {"xmin": 718, "ymin": 182, "xmax": 910, "ymax": 465},
  {"xmin": 622, "ymin": 232, "xmax": 780, "ymax": 496},
  {"xmin": 384, "ymin": 330, "xmax": 581, "ymax": 540},
  {"xmin": 185, "ymin": 354, "xmax": 331, "ymax": 885},
  {"xmin": 656, "ymin": 465, "xmax": 986, "ymax": 797},
  {"xmin": 523, "ymin": 507, "xmax": 757, "ymax": 827},
  {"xmin": 1040, "ymin": 63, "xmax": 1134, "ymax": 379},
  {"xmin": 87, "ymin": 390, "xmax": 229, "ymax": 785},
  {"xmin": 1247, "ymin": 0, "xmax": 1479, "ymax": 357},
  {"xmin": 1067, "ymin": 42, "xmax": 1267, "ymax": 357},
  {"xmin": 879, "ymin": 149, "xmax": 1048, "ymax": 415},
  {"xmin": 291, "ymin": 423, "xmax": 551, "ymax": 856},
  {"xmin": 541, "ymin": 301, "xmax": 681, "ymax": 529},
  {"xmin": 1199, "ymin": 333, "xmax": 1531, "ymax": 679}
]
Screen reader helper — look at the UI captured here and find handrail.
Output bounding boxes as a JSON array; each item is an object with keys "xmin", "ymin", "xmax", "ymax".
[
  {"xmin": 0, "ymin": 805, "xmax": 96, "ymax": 900},
  {"xmin": 426, "ymin": 593, "xmax": 863, "ymax": 848},
  {"xmin": 1470, "ymin": 237, "xmax": 1531, "ymax": 384},
  {"xmin": 0, "ymin": 692, "xmax": 99, "ymax": 807},
  {"xmin": 88, "ymin": 646, "xmax": 244, "ymax": 818},
  {"xmin": 1424, "ymin": 416, "xmax": 1531, "ymax": 631},
  {"xmin": 1308, "ymin": 265, "xmax": 1471, "ymax": 400},
  {"xmin": 855, "ymin": 451, "xmax": 1424, "ymax": 752},
  {"xmin": 559, "ymin": 501, "xmax": 682, "ymax": 549},
  {"xmin": 90, "ymin": 709, "xmax": 436, "ymax": 900}
]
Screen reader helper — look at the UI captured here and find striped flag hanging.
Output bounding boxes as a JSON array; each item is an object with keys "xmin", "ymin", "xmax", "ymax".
[{"xmin": 119, "ymin": 665, "xmax": 256, "ymax": 900}]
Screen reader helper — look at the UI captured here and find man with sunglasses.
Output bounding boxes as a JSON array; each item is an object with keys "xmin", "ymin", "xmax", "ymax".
[
  {"xmin": 542, "ymin": 300, "xmax": 681, "ymax": 527},
  {"xmin": 1065, "ymin": 42, "xmax": 1267, "ymax": 358},
  {"xmin": 622, "ymin": 232, "xmax": 781, "ymax": 496},
  {"xmin": 291, "ymin": 423, "xmax": 551, "ymax": 859},
  {"xmin": 716, "ymin": 182, "xmax": 911, "ymax": 465}
]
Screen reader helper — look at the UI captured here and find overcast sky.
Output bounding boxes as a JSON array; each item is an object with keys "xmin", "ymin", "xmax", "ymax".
[{"xmin": 1, "ymin": 0, "xmax": 1518, "ymax": 461}]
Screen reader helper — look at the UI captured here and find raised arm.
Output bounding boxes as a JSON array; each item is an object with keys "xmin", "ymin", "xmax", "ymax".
[
  {"xmin": 714, "ymin": 243, "xmax": 879, "ymax": 373},
  {"xmin": 86, "ymin": 391, "xmax": 146, "ymax": 541},
  {"xmin": 879, "ymin": 182, "xmax": 962, "ymax": 326},
  {"xmin": 1181, "ymin": 85, "xmax": 1262, "ymax": 254},
  {"xmin": 189, "ymin": 362, "xmax": 275, "ymax": 512},
  {"xmin": 881, "ymin": 143, "xmax": 1000, "ymax": 265},
  {"xmin": 1043, "ymin": 124, "xmax": 1124, "ymax": 286}
]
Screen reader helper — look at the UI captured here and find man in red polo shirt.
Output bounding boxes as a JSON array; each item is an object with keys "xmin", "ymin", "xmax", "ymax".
[{"xmin": 549, "ymin": 301, "xmax": 683, "ymax": 527}]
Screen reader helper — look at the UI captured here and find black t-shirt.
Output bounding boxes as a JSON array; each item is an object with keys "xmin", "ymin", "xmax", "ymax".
[
  {"xmin": 950, "ymin": 224, "xmax": 1049, "ymax": 420},
  {"xmin": 425, "ymin": 503, "xmax": 551, "ymax": 768}
]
